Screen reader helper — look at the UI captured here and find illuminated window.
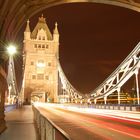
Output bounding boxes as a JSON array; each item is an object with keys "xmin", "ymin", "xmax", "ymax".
[
  {"xmin": 37, "ymin": 60, "xmax": 45, "ymax": 68},
  {"xmin": 32, "ymin": 75, "xmax": 36, "ymax": 79},
  {"xmin": 37, "ymin": 74, "xmax": 44, "ymax": 80}
]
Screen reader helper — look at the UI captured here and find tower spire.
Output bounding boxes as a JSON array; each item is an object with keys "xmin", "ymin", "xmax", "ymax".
[
  {"xmin": 53, "ymin": 22, "xmax": 59, "ymax": 34},
  {"xmin": 25, "ymin": 19, "xmax": 30, "ymax": 32},
  {"xmin": 39, "ymin": 14, "xmax": 46, "ymax": 23},
  {"xmin": 24, "ymin": 19, "xmax": 31, "ymax": 40}
]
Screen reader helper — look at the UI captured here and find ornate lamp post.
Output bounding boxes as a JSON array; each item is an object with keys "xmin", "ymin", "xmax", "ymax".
[{"xmin": 7, "ymin": 45, "xmax": 17, "ymax": 104}]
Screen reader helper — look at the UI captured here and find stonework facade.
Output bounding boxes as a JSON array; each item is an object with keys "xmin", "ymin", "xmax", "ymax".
[{"xmin": 23, "ymin": 15, "xmax": 59, "ymax": 103}]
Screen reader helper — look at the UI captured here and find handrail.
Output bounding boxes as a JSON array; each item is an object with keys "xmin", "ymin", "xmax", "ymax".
[{"xmin": 33, "ymin": 105, "xmax": 71, "ymax": 140}]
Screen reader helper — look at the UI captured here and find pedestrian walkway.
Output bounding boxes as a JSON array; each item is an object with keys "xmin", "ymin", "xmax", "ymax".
[{"xmin": 0, "ymin": 105, "xmax": 39, "ymax": 140}]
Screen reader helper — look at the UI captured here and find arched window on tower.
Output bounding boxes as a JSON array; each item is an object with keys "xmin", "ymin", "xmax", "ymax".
[
  {"xmin": 42, "ymin": 36, "xmax": 45, "ymax": 40},
  {"xmin": 42, "ymin": 44, "xmax": 45, "ymax": 49},
  {"xmin": 38, "ymin": 44, "xmax": 41, "ymax": 48},
  {"xmin": 38, "ymin": 36, "xmax": 41, "ymax": 40}
]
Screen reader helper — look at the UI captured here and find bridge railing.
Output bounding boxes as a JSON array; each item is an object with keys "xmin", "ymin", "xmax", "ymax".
[
  {"xmin": 60, "ymin": 103, "xmax": 140, "ymax": 112},
  {"xmin": 5, "ymin": 104, "xmax": 17, "ymax": 112},
  {"xmin": 91, "ymin": 104, "xmax": 140, "ymax": 111},
  {"xmin": 32, "ymin": 105, "xmax": 71, "ymax": 140}
]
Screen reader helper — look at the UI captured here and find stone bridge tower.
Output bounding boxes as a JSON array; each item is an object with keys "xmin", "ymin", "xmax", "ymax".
[{"xmin": 23, "ymin": 15, "xmax": 59, "ymax": 103}]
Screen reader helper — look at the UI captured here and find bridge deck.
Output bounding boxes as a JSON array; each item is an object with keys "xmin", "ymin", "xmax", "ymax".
[{"xmin": 0, "ymin": 105, "xmax": 39, "ymax": 140}]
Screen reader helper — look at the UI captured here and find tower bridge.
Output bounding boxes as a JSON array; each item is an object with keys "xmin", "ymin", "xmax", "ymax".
[
  {"xmin": 1, "ymin": 0, "xmax": 140, "ymax": 139},
  {"xmin": 6, "ymin": 15, "xmax": 140, "ymax": 106}
]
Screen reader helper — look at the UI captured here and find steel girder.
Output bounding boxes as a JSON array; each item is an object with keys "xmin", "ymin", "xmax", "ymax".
[
  {"xmin": 7, "ymin": 56, "xmax": 18, "ymax": 96},
  {"xmin": 89, "ymin": 42, "xmax": 140, "ymax": 101},
  {"xmin": 58, "ymin": 60, "xmax": 84, "ymax": 101}
]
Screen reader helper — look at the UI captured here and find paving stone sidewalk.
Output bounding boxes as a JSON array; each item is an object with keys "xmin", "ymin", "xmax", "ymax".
[{"xmin": 0, "ymin": 105, "xmax": 39, "ymax": 140}]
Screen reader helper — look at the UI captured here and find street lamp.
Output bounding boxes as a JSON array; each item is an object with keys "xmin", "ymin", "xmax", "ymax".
[
  {"xmin": 7, "ymin": 44, "xmax": 17, "ymax": 104},
  {"xmin": 7, "ymin": 45, "xmax": 17, "ymax": 56}
]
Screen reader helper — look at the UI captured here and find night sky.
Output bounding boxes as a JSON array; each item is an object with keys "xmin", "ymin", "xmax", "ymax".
[{"xmin": 19, "ymin": 2, "xmax": 140, "ymax": 94}]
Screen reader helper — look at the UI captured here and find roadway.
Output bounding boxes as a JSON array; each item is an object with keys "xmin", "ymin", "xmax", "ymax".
[{"xmin": 36, "ymin": 103, "xmax": 140, "ymax": 140}]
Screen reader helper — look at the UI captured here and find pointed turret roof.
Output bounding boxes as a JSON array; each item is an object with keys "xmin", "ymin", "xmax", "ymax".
[
  {"xmin": 31, "ymin": 15, "xmax": 52, "ymax": 40},
  {"xmin": 53, "ymin": 22, "xmax": 59, "ymax": 34},
  {"xmin": 25, "ymin": 19, "xmax": 30, "ymax": 32}
]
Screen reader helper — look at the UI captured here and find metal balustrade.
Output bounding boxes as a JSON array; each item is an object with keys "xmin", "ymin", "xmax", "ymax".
[
  {"xmin": 32, "ymin": 105, "xmax": 71, "ymax": 140},
  {"xmin": 57, "ymin": 103, "xmax": 140, "ymax": 112},
  {"xmin": 5, "ymin": 104, "xmax": 17, "ymax": 112}
]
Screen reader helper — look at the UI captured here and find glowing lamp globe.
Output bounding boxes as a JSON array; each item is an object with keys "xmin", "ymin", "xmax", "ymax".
[{"xmin": 7, "ymin": 45, "xmax": 16, "ymax": 55}]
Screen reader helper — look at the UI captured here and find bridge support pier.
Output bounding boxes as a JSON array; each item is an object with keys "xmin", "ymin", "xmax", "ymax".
[{"xmin": 135, "ymin": 71, "xmax": 140, "ymax": 105}]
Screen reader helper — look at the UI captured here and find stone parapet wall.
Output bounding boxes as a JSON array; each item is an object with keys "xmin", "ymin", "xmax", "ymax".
[
  {"xmin": 0, "ymin": 66, "xmax": 7, "ymax": 133},
  {"xmin": 33, "ymin": 105, "xmax": 71, "ymax": 140}
]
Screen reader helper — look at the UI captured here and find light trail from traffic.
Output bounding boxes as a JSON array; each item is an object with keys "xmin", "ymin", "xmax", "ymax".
[{"xmin": 34, "ymin": 103, "xmax": 140, "ymax": 140}]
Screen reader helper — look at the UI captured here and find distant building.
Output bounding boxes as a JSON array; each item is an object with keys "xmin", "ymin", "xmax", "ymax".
[{"xmin": 23, "ymin": 15, "xmax": 59, "ymax": 103}]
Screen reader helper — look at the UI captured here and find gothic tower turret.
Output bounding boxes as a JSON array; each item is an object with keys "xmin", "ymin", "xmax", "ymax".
[
  {"xmin": 53, "ymin": 22, "xmax": 59, "ymax": 42},
  {"xmin": 53, "ymin": 22, "xmax": 59, "ymax": 59},
  {"xmin": 24, "ymin": 20, "xmax": 31, "ymax": 40},
  {"xmin": 23, "ymin": 15, "xmax": 59, "ymax": 103}
]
